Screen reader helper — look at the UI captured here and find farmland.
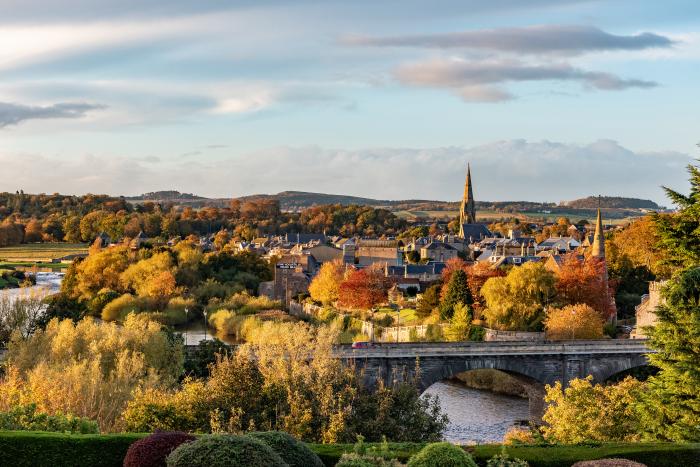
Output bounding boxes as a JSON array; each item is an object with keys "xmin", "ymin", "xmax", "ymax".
[{"xmin": 0, "ymin": 243, "xmax": 88, "ymax": 263}]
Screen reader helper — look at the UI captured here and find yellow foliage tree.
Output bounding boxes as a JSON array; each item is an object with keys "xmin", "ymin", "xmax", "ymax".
[
  {"xmin": 0, "ymin": 315, "xmax": 183, "ymax": 432},
  {"xmin": 544, "ymin": 303, "xmax": 604, "ymax": 340},
  {"xmin": 444, "ymin": 302, "xmax": 471, "ymax": 342},
  {"xmin": 481, "ymin": 262, "xmax": 556, "ymax": 331},
  {"xmin": 120, "ymin": 252, "xmax": 176, "ymax": 303},
  {"xmin": 309, "ymin": 260, "xmax": 344, "ymax": 306},
  {"xmin": 542, "ymin": 376, "xmax": 644, "ymax": 443},
  {"xmin": 71, "ymin": 245, "xmax": 130, "ymax": 301}
]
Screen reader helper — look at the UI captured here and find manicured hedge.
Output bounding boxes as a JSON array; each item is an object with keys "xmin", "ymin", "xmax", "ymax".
[
  {"xmin": 0, "ymin": 431, "xmax": 146, "ymax": 467},
  {"xmin": 0, "ymin": 431, "xmax": 697, "ymax": 467}
]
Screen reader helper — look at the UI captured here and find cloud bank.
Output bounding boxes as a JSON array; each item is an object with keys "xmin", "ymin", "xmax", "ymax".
[
  {"xmin": 394, "ymin": 58, "xmax": 656, "ymax": 102},
  {"xmin": 0, "ymin": 140, "xmax": 689, "ymax": 205},
  {"xmin": 0, "ymin": 101, "xmax": 104, "ymax": 127},
  {"xmin": 343, "ymin": 25, "xmax": 674, "ymax": 55}
]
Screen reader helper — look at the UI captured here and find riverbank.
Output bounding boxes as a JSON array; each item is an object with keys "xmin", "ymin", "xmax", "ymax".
[
  {"xmin": 453, "ymin": 369, "xmax": 529, "ymax": 398},
  {"xmin": 1, "ymin": 431, "xmax": 697, "ymax": 467}
]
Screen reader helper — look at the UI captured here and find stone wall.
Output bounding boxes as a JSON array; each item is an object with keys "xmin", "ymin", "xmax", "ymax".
[{"xmin": 484, "ymin": 328, "xmax": 545, "ymax": 342}]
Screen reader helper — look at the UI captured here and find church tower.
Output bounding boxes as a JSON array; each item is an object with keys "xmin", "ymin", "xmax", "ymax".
[
  {"xmin": 591, "ymin": 207, "xmax": 605, "ymax": 259},
  {"xmin": 459, "ymin": 163, "xmax": 476, "ymax": 232}
]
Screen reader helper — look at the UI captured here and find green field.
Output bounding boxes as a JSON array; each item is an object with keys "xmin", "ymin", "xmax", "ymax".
[
  {"xmin": 393, "ymin": 209, "xmax": 640, "ymax": 225},
  {"xmin": 0, "ymin": 243, "xmax": 88, "ymax": 262}
]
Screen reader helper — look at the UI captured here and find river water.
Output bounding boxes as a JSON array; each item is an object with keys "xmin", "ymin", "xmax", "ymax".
[
  {"xmin": 1, "ymin": 274, "xmax": 529, "ymax": 444},
  {"xmin": 423, "ymin": 380, "xmax": 530, "ymax": 444},
  {"xmin": 1, "ymin": 272, "xmax": 64, "ymax": 301}
]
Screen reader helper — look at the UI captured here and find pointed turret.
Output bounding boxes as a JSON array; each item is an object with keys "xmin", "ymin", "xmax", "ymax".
[
  {"xmin": 459, "ymin": 163, "xmax": 476, "ymax": 227},
  {"xmin": 591, "ymin": 208, "xmax": 605, "ymax": 259}
]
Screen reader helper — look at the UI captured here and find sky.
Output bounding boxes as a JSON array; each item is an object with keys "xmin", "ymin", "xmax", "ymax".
[{"xmin": 0, "ymin": 0, "xmax": 698, "ymax": 204}]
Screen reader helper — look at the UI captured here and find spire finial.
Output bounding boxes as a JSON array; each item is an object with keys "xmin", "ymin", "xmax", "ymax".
[
  {"xmin": 591, "ymin": 200, "xmax": 605, "ymax": 259},
  {"xmin": 459, "ymin": 162, "xmax": 476, "ymax": 239}
]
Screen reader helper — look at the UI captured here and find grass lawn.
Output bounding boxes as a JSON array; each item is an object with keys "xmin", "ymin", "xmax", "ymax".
[
  {"xmin": 0, "ymin": 261, "xmax": 70, "ymax": 269},
  {"xmin": 0, "ymin": 243, "xmax": 88, "ymax": 262},
  {"xmin": 373, "ymin": 308, "xmax": 420, "ymax": 326}
]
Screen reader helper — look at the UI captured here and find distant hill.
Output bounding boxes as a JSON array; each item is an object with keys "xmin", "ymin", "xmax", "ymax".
[
  {"xmin": 126, "ymin": 191, "xmax": 206, "ymax": 201},
  {"xmin": 563, "ymin": 196, "xmax": 661, "ymax": 210}
]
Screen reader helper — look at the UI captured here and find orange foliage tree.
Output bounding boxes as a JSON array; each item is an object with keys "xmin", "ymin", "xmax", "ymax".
[
  {"xmin": 555, "ymin": 254, "xmax": 615, "ymax": 321},
  {"xmin": 544, "ymin": 303, "xmax": 604, "ymax": 340},
  {"xmin": 465, "ymin": 261, "xmax": 505, "ymax": 319},
  {"xmin": 338, "ymin": 266, "xmax": 387, "ymax": 310}
]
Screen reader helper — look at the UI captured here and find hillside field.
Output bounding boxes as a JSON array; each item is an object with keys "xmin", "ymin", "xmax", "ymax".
[{"xmin": 0, "ymin": 243, "xmax": 88, "ymax": 262}]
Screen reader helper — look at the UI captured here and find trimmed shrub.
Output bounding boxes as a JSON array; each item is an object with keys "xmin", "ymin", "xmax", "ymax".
[
  {"xmin": 123, "ymin": 431, "xmax": 195, "ymax": 467},
  {"xmin": 248, "ymin": 431, "xmax": 324, "ymax": 467},
  {"xmin": 165, "ymin": 434, "xmax": 286, "ymax": 467},
  {"xmin": 407, "ymin": 442, "xmax": 477, "ymax": 467}
]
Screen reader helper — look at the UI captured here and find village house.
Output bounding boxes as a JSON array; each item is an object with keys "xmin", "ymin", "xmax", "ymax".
[
  {"xmin": 420, "ymin": 241, "xmax": 459, "ymax": 262},
  {"xmin": 356, "ymin": 239, "xmax": 402, "ymax": 267}
]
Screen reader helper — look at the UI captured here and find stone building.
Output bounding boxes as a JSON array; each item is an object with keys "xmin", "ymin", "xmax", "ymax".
[
  {"xmin": 356, "ymin": 239, "xmax": 402, "ymax": 267},
  {"xmin": 631, "ymin": 281, "xmax": 666, "ymax": 339}
]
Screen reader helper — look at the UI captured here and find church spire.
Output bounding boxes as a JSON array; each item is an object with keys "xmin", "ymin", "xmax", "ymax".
[
  {"xmin": 591, "ymin": 205, "xmax": 605, "ymax": 259},
  {"xmin": 459, "ymin": 163, "xmax": 476, "ymax": 227}
]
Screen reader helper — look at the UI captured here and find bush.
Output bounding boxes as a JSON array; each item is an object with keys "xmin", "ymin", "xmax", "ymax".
[
  {"xmin": 102, "ymin": 293, "xmax": 140, "ymax": 321},
  {"xmin": 165, "ymin": 434, "xmax": 286, "ymax": 467},
  {"xmin": 503, "ymin": 427, "xmax": 537, "ymax": 445},
  {"xmin": 407, "ymin": 442, "xmax": 477, "ymax": 467},
  {"xmin": 0, "ymin": 404, "xmax": 98, "ymax": 434},
  {"xmin": 487, "ymin": 449, "xmax": 529, "ymax": 467},
  {"xmin": 248, "ymin": 431, "xmax": 324, "ymax": 467},
  {"xmin": 124, "ymin": 431, "xmax": 195, "ymax": 467}
]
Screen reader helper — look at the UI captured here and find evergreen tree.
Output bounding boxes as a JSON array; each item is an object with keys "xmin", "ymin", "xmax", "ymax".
[
  {"xmin": 638, "ymin": 268, "xmax": 700, "ymax": 441},
  {"xmin": 416, "ymin": 285, "xmax": 440, "ymax": 318},
  {"xmin": 440, "ymin": 269, "xmax": 472, "ymax": 320},
  {"xmin": 653, "ymin": 162, "xmax": 700, "ymax": 270},
  {"xmin": 638, "ymin": 162, "xmax": 700, "ymax": 441}
]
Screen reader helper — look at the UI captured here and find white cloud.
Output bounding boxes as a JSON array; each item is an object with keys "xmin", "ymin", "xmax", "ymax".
[{"xmin": 0, "ymin": 140, "xmax": 690, "ymax": 205}]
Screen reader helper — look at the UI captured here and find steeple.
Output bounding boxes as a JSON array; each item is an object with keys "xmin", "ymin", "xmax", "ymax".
[
  {"xmin": 591, "ymin": 207, "xmax": 605, "ymax": 259},
  {"xmin": 459, "ymin": 163, "xmax": 476, "ymax": 227}
]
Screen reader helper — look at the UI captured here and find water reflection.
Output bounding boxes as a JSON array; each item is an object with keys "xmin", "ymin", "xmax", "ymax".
[
  {"xmin": 1, "ymin": 272, "xmax": 63, "ymax": 302},
  {"xmin": 423, "ymin": 380, "xmax": 529, "ymax": 444},
  {"xmin": 175, "ymin": 320, "xmax": 239, "ymax": 346}
]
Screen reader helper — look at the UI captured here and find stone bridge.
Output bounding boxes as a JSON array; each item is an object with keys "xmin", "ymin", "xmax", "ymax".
[{"xmin": 337, "ymin": 339, "xmax": 652, "ymax": 422}]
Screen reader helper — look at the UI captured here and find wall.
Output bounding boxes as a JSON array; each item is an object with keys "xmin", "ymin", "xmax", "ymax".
[{"xmin": 484, "ymin": 328, "xmax": 545, "ymax": 342}]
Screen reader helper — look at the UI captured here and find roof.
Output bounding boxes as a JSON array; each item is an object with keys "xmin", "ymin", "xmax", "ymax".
[
  {"xmin": 286, "ymin": 233, "xmax": 327, "ymax": 244},
  {"xmin": 460, "ymin": 224, "xmax": 492, "ymax": 242},
  {"xmin": 423, "ymin": 241, "xmax": 457, "ymax": 251},
  {"xmin": 357, "ymin": 239, "xmax": 399, "ymax": 248}
]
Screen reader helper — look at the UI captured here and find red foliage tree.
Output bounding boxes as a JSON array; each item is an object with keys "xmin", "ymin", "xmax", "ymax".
[
  {"xmin": 465, "ymin": 261, "xmax": 505, "ymax": 318},
  {"xmin": 555, "ymin": 254, "xmax": 616, "ymax": 320},
  {"xmin": 338, "ymin": 266, "xmax": 388, "ymax": 310}
]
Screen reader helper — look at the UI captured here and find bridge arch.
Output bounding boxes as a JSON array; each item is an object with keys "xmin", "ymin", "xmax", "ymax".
[{"xmin": 588, "ymin": 353, "xmax": 650, "ymax": 383}]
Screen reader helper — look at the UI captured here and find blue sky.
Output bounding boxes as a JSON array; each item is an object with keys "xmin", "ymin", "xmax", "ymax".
[{"xmin": 0, "ymin": 0, "xmax": 698, "ymax": 204}]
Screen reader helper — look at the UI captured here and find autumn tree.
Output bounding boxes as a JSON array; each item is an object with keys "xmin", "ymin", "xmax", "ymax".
[
  {"xmin": 555, "ymin": 255, "xmax": 615, "ymax": 321},
  {"xmin": 69, "ymin": 245, "xmax": 130, "ymax": 302},
  {"xmin": 465, "ymin": 261, "xmax": 504, "ymax": 317},
  {"xmin": 544, "ymin": 304, "xmax": 604, "ymax": 340},
  {"xmin": 120, "ymin": 251, "xmax": 177, "ymax": 307},
  {"xmin": 481, "ymin": 262, "xmax": 556, "ymax": 331},
  {"xmin": 23, "ymin": 219, "xmax": 43, "ymax": 243},
  {"xmin": 444, "ymin": 302, "xmax": 471, "ymax": 342},
  {"xmin": 439, "ymin": 269, "xmax": 471, "ymax": 320},
  {"xmin": 0, "ymin": 315, "xmax": 183, "ymax": 432},
  {"xmin": 338, "ymin": 267, "xmax": 387, "ymax": 310},
  {"xmin": 309, "ymin": 260, "xmax": 345, "ymax": 306},
  {"xmin": 542, "ymin": 376, "xmax": 643, "ymax": 443}
]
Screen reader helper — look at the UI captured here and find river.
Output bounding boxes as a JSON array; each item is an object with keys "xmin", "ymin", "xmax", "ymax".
[
  {"xmin": 1, "ymin": 274, "xmax": 530, "ymax": 444},
  {"xmin": 1, "ymin": 272, "xmax": 64, "ymax": 301},
  {"xmin": 423, "ymin": 380, "xmax": 530, "ymax": 444}
]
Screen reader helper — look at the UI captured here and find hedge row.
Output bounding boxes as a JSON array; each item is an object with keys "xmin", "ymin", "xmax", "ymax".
[{"xmin": 0, "ymin": 431, "xmax": 698, "ymax": 467}]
